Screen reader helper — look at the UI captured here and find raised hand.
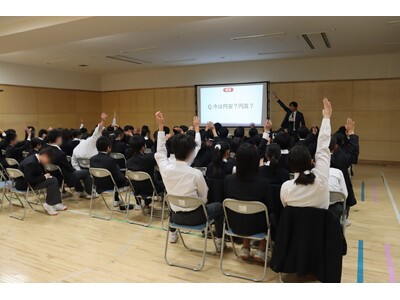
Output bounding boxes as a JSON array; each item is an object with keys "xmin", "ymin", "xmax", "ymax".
[
  {"xmin": 345, "ymin": 118, "xmax": 355, "ymax": 135},
  {"xmin": 193, "ymin": 116, "xmax": 200, "ymax": 132},
  {"xmin": 322, "ymin": 97, "xmax": 332, "ymax": 118},
  {"xmin": 206, "ymin": 121, "xmax": 214, "ymax": 130},
  {"xmin": 101, "ymin": 112, "xmax": 107, "ymax": 121},
  {"xmin": 264, "ymin": 119, "xmax": 272, "ymax": 132}
]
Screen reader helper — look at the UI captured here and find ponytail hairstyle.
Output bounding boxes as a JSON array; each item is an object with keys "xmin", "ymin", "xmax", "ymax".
[
  {"xmin": 288, "ymin": 145, "xmax": 316, "ymax": 185},
  {"xmin": 212, "ymin": 141, "xmax": 230, "ymax": 178},
  {"xmin": 266, "ymin": 143, "xmax": 281, "ymax": 175}
]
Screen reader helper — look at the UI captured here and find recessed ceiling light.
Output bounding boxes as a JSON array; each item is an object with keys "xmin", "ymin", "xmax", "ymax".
[
  {"xmin": 388, "ymin": 20, "xmax": 400, "ymax": 25},
  {"xmin": 258, "ymin": 50, "xmax": 302, "ymax": 55},
  {"xmin": 120, "ymin": 46, "xmax": 158, "ymax": 54},
  {"xmin": 230, "ymin": 32, "xmax": 286, "ymax": 41},
  {"xmin": 79, "ymin": 64, "xmax": 89, "ymax": 67},
  {"xmin": 45, "ymin": 58, "xmax": 69, "ymax": 64},
  {"xmin": 382, "ymin": 42, "xmax": 400, "ymax": 45}
]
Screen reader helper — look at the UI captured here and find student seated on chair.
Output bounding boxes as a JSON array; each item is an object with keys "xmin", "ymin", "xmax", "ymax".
[
  {"xmin": 141, "ymin": 125, "xmax": 154, "ymax": 150},
  {"xmin": 328, "ymin": 161, "xmax": 348, "ymax": 222},
  {"xmin": 90, "ymin": 136, "xmax": 132, "ymax": 211},
  {"xmin": 47, "ymin": 129, "xmax": 92, "ymax": 199},
  {"xmin": 259, "ymin": 143, "xmax": 290, "ymax": 185},
  {"xmin": 280, "ymin": 98, "xmax": 332, "ymax": 210},
  {"xmin": 224, "ymin": 143, "xmax": 272, "ymax": 262},
  {"xmin": 206, "ymin": 141, "xmax": 235, "ymax": 179},
  {"xmin": 72, "ymin": 113, "xmax": 107, "ymax": 170},
  {"xmin": 126, "ymin": 134, "xmax": 165, "ymax": 213},
  {"xmin": 5, "ymin": 128, "xmax": 32, "ymax": 164},
  {"xmin": 154, "ymin": 111, "xmax": 225, "ymax": 252},
  {"xmin": 28, "ymin": 138, "xmax": 44, "ymax": 157},
  {"xmin": 16, "ymin": 147, "xmax": 67, "ymax": 216}
]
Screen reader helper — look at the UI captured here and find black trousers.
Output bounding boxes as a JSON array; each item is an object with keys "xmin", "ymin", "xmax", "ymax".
[
  {"xmin": 64, "ymin": 170, "xmax": 92, "ymax": 194},
  {"xmin": 33, "ymin": 177, "xmax": 61, "ymax": 205},
  {"xmin": 170, "ymin": 203, "xmax": 224, "ymax": 238}
]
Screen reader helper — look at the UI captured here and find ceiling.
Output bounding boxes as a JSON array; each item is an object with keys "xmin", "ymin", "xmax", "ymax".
[{"xmin": 0, "ymin": 16, "xmax": 399, "ymax": 75}]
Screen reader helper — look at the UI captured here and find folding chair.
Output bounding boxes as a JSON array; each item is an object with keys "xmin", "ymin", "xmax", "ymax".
[
  {"xmin": 194, "ymin": 167, "xmax": 207, "ymax": 177},
  {"xmin": 66, "ymin": 155, "xmax": 72, "ymax": 163},
  {"xmin": 125, "ymin": 170, "xmax": 166, "ymax": 227},
  {"xmin": 5, "ymin": 158, "xmax": 19, "ymax": 168},
  {"xmin": 0, "ymin": 164, "xmax": 12, "ymax": 213},
  {"xmin": 5, "ymin": 168, "xmax": 45, "ymax": 220},
  {"xmin": 110, "ymin": 152, "xmax": 127, "ymax": 172},
  {"xmin": 164, "ymin": 195, "xmax": 218, "ymax": 271},
  {"xmin": 144, "ymin": 148, "xmax": 152, "ymax": 154},
  {"xmin": 220, "ymin": 198, "xmax": 271, "ymax": 282},
  {"xmin": 289, "ymin": 173, "xmax": 295, "ymax": 180},
  {"xmin": 88, "ymin": 167, "xmax": 129, "ymax": 221},
  {"xmin": 22, "ymin": 151, "xmax": 29, "ymax": 159},
  {"xmin": 230, "ymin": 152, "xmax": 236, "ymax": 159},
  {"xmin": 77, "ymin": 157, "xmax": 90, "ymax": 169},
  {"xmin": 1, "ymin": 149, "xmax": 6, "ymax": 156},
  {"xmin": 329, "ymin": 191, "xmax": 347, "ymax": 234},
  {"xmin": 45, "ymin": 164, "xmax": 77, "ymax": 203}
]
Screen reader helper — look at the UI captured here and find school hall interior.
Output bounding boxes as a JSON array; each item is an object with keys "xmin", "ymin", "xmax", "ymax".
[{"xmin": 0, "ymin": 16, "xmax": 400, "ymax": 283}]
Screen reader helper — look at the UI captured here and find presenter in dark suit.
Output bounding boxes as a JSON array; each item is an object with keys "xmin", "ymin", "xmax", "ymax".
[{"xmin": 272, "ymin": 91, "xmax": 305, "ymax": 135}]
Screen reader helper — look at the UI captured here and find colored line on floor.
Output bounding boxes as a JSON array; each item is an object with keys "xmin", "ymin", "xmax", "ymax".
[
  {"xmin": 381, "ymin": 172, "xmax": 400, "ymax": 225},
  {"xmin": 357, "ymin": 240, "xmax": 364, "ymax": 283},
  {"xmin": 384, "ymin": 244, "xmax": 397, "ymax": 283},
  {"xmin": 361, "ymin": 181, "xmax": 365, "ymax": 202},
  {"xmin": 373, "ymin": 184, "xmax": 377, "ymax": 203}
]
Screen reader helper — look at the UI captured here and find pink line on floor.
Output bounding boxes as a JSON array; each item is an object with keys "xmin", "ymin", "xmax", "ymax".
[{"xmin": 385, "ymin": 244, "xmax": 397, "ymax": 283}]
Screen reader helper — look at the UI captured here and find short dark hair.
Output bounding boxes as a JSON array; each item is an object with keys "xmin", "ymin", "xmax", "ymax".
[
  {"xmin": 130, "ymin": 135, "xmax": 145, "ymax": 153},
  {"xmin": 180, "ymin": 125, "xmax": 189, "ymax": 133},
  {"xmin": 266, "ymin": 143, "xmax": 281, "ymax": 175},
  {"xmin": 171, "ymin": 134, "xmax": 196, "ymax": 161},
  {"xmin": 274, "ymin": 132, "xmax": 290, "ymax": 150},
  {"xmin": 72, "ymin": 129, "xmax": 81, "ymax": 138},
  {"xmin": 5, "ymin": 132, "xmax": 17, "ymax": 144},
  {"xmin": 234, "ymin": 127, "xmax": 245, "ymax": 138},
  {"xmin": 289, "ymin": 101, "xmax": 298, "ymax": 108},
  {"xmin": 80, "ymin": 127, "xmax": 88, "ymax": 134},
  {"xmin": 329, "ymin": 135, "xmax": 337, "ymax": 152},
  {"xmin": 141, "ymin": 125, "xmax": 150, "ymax": 137},
  {"xmin": 218, "ymin": 127, "xmax": 229, "ymax": 139},
  {"xmin": 47, "ymin": 129, "xmax": 62, "ymax": 144},
  {"xmin": 96, "ymin": 136, "xmax": 111, "ymax": 152},
  {"xmin": 335, "ymin": 132, "xmax": 345, "ymax": 147},
  {"xmin": 297, "ymin": 126, "xmax": 309, "ymax": 139},
  {"xmin": 114, "ymin": 127, "xmax": 124, "ymax": 137},
  {"xmin": 163, "ymin": 126, "xmax": 170, "ymax": 135},
  {"xmin": 39, "ymin": 147, "xmax": 54, "ymax": 162},
  {"xmin": 288, "ymin": 145, "xmax": 315, "ymax": 185},
  {"xmin": 124, "ymin": 125, "xmax": 134, "ymax": 131},
  {"xmin": 214, "ymin": 122, "xmax": 222, "ymax": 133},
  {"xmin": 248, "ymin": 127, "xmax": 258, "ymax": 138},
  {"xmin": 186, "ymin": 130, "xmax": 195, "ymax": 138},
  {"xmin": 31, "ymin": 138, "xmax": 43, "ymax": 149},
  {"xmin": 38, "ymin": 129, "xmax": 48, "ymax": 137},
  {"xmin": 236, "ymin": 143, "xmax": 259, "ymax": 180}
]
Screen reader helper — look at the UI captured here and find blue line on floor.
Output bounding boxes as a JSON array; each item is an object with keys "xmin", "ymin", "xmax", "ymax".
[
  {"xmin": 361, "ymin": 181, "xmax": 365, "ymax": 202},
  {"xmin": 357, "ymin": 240, "xmax": 364, "ymax": 283}
]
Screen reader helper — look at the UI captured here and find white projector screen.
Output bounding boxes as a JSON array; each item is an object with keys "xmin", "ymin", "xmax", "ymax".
[{"xmin": 196, "ymin": 82, "xmax": 269, "ymax": 126}]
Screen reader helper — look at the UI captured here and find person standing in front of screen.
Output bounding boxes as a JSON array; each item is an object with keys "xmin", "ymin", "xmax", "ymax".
[{"xmin": 272, "ymin": 91, "xmax": 306, "ymax": 136}]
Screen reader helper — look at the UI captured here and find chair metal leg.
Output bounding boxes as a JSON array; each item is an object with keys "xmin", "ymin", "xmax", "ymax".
[
  {"xmin": 89, "ymin": 187, "xmax": 113, "ymax": 221},
  {"xmin": 164, "ymin": 221, "xmax": 215, "ymax": 271},
  {"xmin": 220, "ymin": 224, "xmax": 269, "ymax": 282},
  {"xmin": 8, "ymin": 191, "xmax": 27, "ymax": 221},
  {"xmin": 126, "ymin": 192, "xmax": 153, "ymax": 227}
]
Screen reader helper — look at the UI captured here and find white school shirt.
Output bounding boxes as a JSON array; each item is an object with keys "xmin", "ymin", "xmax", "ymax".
[
  {"xmin": 329, "ymin": 167, "xmax": 348, "ymax": 199},
  {"xmin": 280, "ymin": 117, "xmax": 331, "ymax": 209},
  {"xmin": 72, "ymin": 124, "xmax": 102, "ymax": 170},
  {"xmin": 155, "ymin": 131, "xmax": 208, "ymax": 212}
]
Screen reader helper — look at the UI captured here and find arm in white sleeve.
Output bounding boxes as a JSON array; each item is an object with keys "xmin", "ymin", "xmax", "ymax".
[
  {"xmin": 187, "ymin": 132, "xmax": 202, "ymax": 166},
  {"xmin": 71, "ymin": 153, "xmax": 81, "ymax": 171},
  {"xmin": 154, "ymin": 131, "xmax": 170, "ymax": 173},
  {"xmin": 312, "ymin": 118, "xmax": 331, "ymax": 186},
  {"xmin": 339, "ymin": 171, "xmax": 348, "ymax": 199},
  {"xmin": 196, "ymin": 173, "xmax": 209, "ymax": 204}
]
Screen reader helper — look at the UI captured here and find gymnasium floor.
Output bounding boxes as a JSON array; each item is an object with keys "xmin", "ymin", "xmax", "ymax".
[{"xmin": 0, "ymin": 164, "xmax": 399, "ymax": 283}]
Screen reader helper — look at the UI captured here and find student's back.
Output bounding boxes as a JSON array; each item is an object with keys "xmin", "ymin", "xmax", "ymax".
[{"xmin": 259, "ymin": 164, "xmax": 289, "ymax": 185}]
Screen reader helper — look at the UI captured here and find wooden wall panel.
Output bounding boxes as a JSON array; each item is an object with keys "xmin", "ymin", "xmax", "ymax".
[
  {"xmin": 0, "ymin": 85, "xmax": 38, "ymax": 114},
  {"xmin": 353, "ymin": 79, "xmax": 400, "ymax": 111},
  {"xmin": 119, "ymin": 90, "xmax": 154, "ymax": 113},
  {"xmin": 101, "ymin": 92, "xmax": 120, "ymax": 126},
  {"xmin": 154, "ymin": 87, "xmax": 195, "ymax": 112},
  {"xmin": 76, "ymin": 91, "xmax": 102, "ymax": 114},
  {"xmin": 37, "ymin": 88, "xmax": 76, "ymax": 114}
]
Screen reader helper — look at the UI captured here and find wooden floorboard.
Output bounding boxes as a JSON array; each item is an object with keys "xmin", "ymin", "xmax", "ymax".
[{"xmin": 0, "ymin": 164, "xmax": 399, "ymax": 283}]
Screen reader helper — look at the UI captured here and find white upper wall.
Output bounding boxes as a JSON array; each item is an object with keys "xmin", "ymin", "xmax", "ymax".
[
  {"xmin": 101, "ymin": 52, "xmax": 400, "ymax": 91},
  {"xmin": 0, "ymin": 61, "xmax": 101, "ymax": 91}
]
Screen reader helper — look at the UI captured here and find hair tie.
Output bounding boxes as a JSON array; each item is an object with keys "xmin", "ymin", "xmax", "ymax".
[
  {"xmin": 215, "ymin": 144, "xmax": 222, "ymax": 150},
  {"xmin": 303, "ymin": 170, "xmax": 311, "ymax": 175}
]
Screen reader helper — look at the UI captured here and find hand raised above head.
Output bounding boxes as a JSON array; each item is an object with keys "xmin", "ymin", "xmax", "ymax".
[
  {"xmin": 155, "ymin": 111, "xmax": 164, "ymax": 125},
  {"xmin": 322, "ymin": 97, "xmax": 332, "ymax": 118},
  {"xmin": 264, "ymin": 119, "xmax": 272, "ymax": 131},
  {"xmin": 345, "ymin": 118, "xmax": 355, "ymax": 135},
  {"xmin": 101, "ymin": 112, "xmax": 108, "ymax": 121}
]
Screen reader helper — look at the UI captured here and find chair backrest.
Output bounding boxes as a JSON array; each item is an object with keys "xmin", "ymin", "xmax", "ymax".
[
  {"xmin": 223, "ymin": 198, "xmax": 270, "ymax": 234},
  {"xmin": 166, "ymin": 194, "xmax": 205, "ymax": 211},
  {"xmin": 1, "ymin": 149, "xmax": 6, "ymax": 156},
  {"xmin": 5, "ymin": 158, "xmax": 19, "ymax": 167},
  {"xmin": 66, "ymin": 155, "xmax": 72, "ymax": 162},
  {"xmin": 230, "ymin": 152, "xmax": 236, "ymax": 159},
  {"xmin": 194, "ymin": 167, "xmax": 207, "ymax": 177},
  {"xmin": 6, "ymin": 168, "xmax": 24, "ymax": 180},
  {"xmin": 22, "ymin": 151, "xmax": 29, "ymax": 158},
  {"xmin": 110, "ymin": 152, "xmax": 127, "ymax": 162},
  {"xmin": 329, "ymin": 191, "xmax": 346, "ymax": 205},
  {"xmin": 77, "ymin": 158, "xmax": 90, "ymax": 169},
  {"xmin": 144, "ymin": 148, "xmax": 152, "ymax": 154},
  {"xmin": 89, "ymin": 167, "xmax": 112, "ymax": 179},
  {"xmin": 289, "ymin": 173, "xmax": 295, "ymax": 180},
  {"xmin": 126, "ymin": 170, "xmax": 152, "ymax": 182},
  {"xmin": 45, "ymin": 164, "xmax": 63, "ymax": 176}
]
